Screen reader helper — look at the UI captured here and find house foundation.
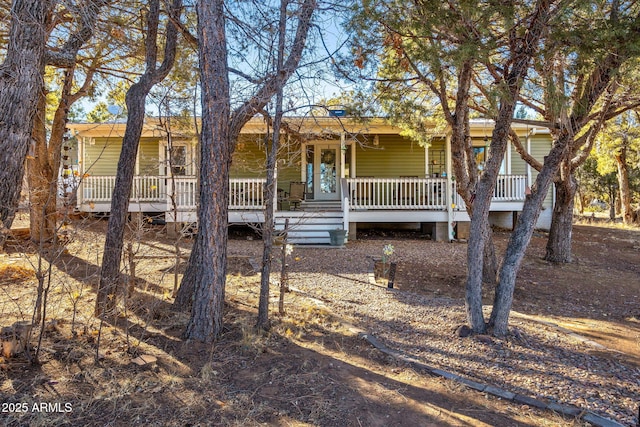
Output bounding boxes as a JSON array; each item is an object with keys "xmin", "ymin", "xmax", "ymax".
[
  {"xmin": 348, "ymin": 222, "xmax": 358, "ymax": 241},
  {"xmin": 433, "ymin": 222, "xmax": 449, "ymax": 242}
]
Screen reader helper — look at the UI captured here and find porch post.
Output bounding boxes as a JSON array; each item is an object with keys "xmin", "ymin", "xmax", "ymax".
[
  {"xmin": 78, "ymin": 137, "xmax": 86, "ymax": 206},
  {"xmin": 506, "ymin": 139, "xmax": 512, "ymax": 174},
  {"xmin": 445, "ymin": 134, "xmax": 454, "ymax": 241},
  {"xmin": 274, "ymin": 151, "xmax": 279, "ymax": 211},
  {"xmin": 350, "ymin": 139, "xmax": 356, "ymax": 177},
  {"xmin": 424, "ymin": 143, "xmax": 429, "ymax": 176},
  {"xmin": 340, "ymin": 132, "xmax": 346, "ymax": 180},
  {"xmin": 526, "ymin": 130, "xmax": 532, "ymax": 186},
  {"xmin": 301, "ymin": 142, "xmax": 307, "ymax": 182}
]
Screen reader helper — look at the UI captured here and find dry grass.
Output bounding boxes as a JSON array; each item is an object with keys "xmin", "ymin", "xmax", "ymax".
[
  {"xmin": 0, "ymin": 263, "xmax": 35, "ymax": 284},
  {"xmin": 0, "ymin": 217, "xmax": 604, "ymax": 426}
]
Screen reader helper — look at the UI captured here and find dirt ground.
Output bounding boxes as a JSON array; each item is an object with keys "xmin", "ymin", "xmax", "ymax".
[
  {"xmin": 0, "ymin": 215, "xmax": 638, "ymax": 426},
  {"xmin": 389, "ymin": 221, "xmax": 640, "ymax": 368}
]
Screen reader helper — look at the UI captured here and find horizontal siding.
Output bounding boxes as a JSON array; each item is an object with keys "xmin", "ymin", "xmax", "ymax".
[
  {"xmin": 139, "ymin": 138, "xmax": 161, "ymax": 175},
  {"xmin": 84, "ymin": 137, "xmax": 162, "ymax": 176},
  {"xmin": 511, "ymin": 156, "xmax": 527, "ymax": 175},
  {"xmin": 356, "ymin": 134, "xmax": 426, "ymax": 177},
  {"xmin": 277, "ymin": 165, "xmax": 302, "ymax": 194},
  {"xmin": 276, "ymin": 135, "xmax": 303, "ymax": 194},
  {"xmin": 529, "ymin": 135, "xmax": 551, "ymax": 161},
  {"xmin": 231, "ymin": 135, "xmax": 265, "ymax": 178},
  {"xmin": 509, "ymin": 135, "xmax": 551, "ymax": 177},
  {"xmin": 231, "ymin": 134, "xmax": 303, "ymax": 194},
  {"xmin": 84, "ymin": 138, "xmax": 121, "ymax": 175},
  {"xmin": 530, "ymin": 135, "xmax": 553, "ymax": 207}
]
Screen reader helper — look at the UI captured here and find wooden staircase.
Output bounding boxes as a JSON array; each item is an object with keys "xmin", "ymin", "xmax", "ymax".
[{"xmin": 275, "ymin": 202, "xmax": 345, "ymax": 245}]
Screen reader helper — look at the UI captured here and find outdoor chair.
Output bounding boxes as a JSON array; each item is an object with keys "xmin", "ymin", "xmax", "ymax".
[{"xmin": 288, "ymin": 181, "xmax": 306, "ymax": 210}]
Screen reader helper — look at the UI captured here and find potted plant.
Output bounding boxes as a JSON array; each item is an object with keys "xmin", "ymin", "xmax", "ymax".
[{"xmin": 328, "ymin": 228, "xmax": 348, "ymax": 246}]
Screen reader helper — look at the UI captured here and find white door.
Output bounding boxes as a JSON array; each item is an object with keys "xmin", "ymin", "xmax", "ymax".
[{"xmin": 313, "ymin": 144, "xmax": 341, "ymax": 200}]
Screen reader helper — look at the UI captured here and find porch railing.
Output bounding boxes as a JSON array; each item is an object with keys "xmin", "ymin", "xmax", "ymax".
[
  {"xmin": 168, "ymin": 177, "xmax": 198, "ymax": 210},
  {"xmin": 493, "ymin": 174, "xmax": 528, "ymax": 201},
  {"xmin": 79, "ymin": 175, "xmax": 266, "ymax": 210},
  {"xmin": 346, "ymin": 177, "xmax": 448, "ymax": 210},
  {"xmin": 166, "ymin": 177, "xmax": 264, "ymax": 210},
  {"xmin": 78, "ymin": 175, "xmax": 525, "ymax": 212},
  {"xmin": 346, "ymin": 175, "xmax": 527, "ymax": 210},
  {"xmin": 80, "ymin": 176, "xmax": 167, "ymax": 203},
  {"xmin": 229, "ymin": 178, "xmax": 265, "ymax": 210}
]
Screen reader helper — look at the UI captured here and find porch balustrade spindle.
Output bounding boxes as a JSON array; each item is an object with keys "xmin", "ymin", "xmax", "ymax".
[{"xmin": 76, "ymin": 175, "xmax": 524, "ymax": 211}]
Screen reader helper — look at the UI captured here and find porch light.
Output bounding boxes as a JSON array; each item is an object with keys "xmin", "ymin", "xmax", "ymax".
[{"xmin": 373, "ymin": 135, "xmax": 379, "ymax": 146}]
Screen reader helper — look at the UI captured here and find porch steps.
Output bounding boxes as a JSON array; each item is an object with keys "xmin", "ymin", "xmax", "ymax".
[
  {"xmin": 274, "ymin": 210, "xmax": 344, "ymax": 245},
  {"xmin": 299, "ymin": 200, "xmax": 342, "ymax": 211}
]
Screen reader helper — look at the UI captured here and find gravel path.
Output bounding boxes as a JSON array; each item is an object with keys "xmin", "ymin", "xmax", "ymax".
[{"xmin": 228, "ymin": 239, "xmax": 640, "ymax": 426}]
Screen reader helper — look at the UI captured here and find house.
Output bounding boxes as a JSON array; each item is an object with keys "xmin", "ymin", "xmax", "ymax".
[{"xmin": 67, "ymin": 117, "xmax": 553, "ymax": 244}]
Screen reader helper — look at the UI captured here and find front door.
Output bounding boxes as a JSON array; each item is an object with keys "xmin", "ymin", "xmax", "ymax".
[{"xmin": 313, "ymin": 144, "xmax": 341, "ymax": 200}]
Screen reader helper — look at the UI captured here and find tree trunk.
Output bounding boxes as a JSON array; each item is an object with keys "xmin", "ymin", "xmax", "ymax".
[
  {"xmin": 27, "ymin": 68, "xmax": 77, "ymax": 243},
  {"xmin": 0, "ymin": 0, "xmax": 49, "ymax": 229},
  {"xmin": 465, "ymin": 208, "xmax": 491, "ymax": 333},
  {"xmin": 96, "ymin": 82, "xmax": 151, "ymax": 317},
  {"xmin": 175, "ymin": 0, "xmax": 317, "ymax": 331},
  {"xmin": 96, "ymin": 0, "xmax": 180, "ymax": 317},
  {"xmin": 466, "ymin": 95, "xmax": 521, "ymax": 334},
  {"xmin": 27, "ymin": 92, "xmax": 57, "ymax": 242},
  {"xmin": 256, "ymin": 135, "xmax": 276, "ymax": 331},
  {"xmin": 181, "ymin": 0, "xmax": 231, "ymax": 342},
  {"xmin": 615, "ymin": 145, "xmax": 632, "ymax": 224},
  {"xmin": 490, "ymin": 137, "xmax": 569, "ymax": 336},
  {"xmin": 173, "ymin": 233, "xmax": 197, "ymax": 309},
  {"xmin": 545, "ymin": 173, "xmax": 576, "ymax": 263},
  {"xmin": 256, "ymin": 0, "xmax": 288, "ymax": 331},
  {"xmin": 482, "ymin": 230, "xmax": 498, "ymax": 285},
  {"xmin": 608, "ymin": 188, "xmax": 617, "ymax": 220}
]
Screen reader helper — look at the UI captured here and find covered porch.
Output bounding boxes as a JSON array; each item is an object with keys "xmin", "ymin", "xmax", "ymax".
[
  {"xmin": 76, "ymin": 175, "xmax": 527, "ymax": 213},
  {"xmin": 75, "ymin": 174, "xmax": 527, "ymax": 243}
]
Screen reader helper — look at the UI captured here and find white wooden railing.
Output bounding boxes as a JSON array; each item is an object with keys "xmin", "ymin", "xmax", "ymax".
[
  {"xmin": 78, "ymin": 175, "xmax": 525, "ymax": 211},
  {"xmin": 346, "ymin": 175, "xmax": 527, "ymax": 210},
  {"xmin": 229, "ymin": 178, "xmax": 265, "ymax": 210},
  {"xmin": 165, "ymin": 177, "xmax": 264, "ymax": 210},
  {"xmin": 79, "ymin": 176, "xmax": 266, "ymax": 210},
  {"xmin": 167, "ymin": 177, "xmax": 198, "ymax": 209},
  {"xmin": 347, "ymin": 177, "xmax": 449, "ymax": 210},
  {"xmin": 493, "ymin": 175, "xmax": 528, "ymax": 201},
  {"xmin": 80, "ymin": 176, "xmax": 167, "ymax": 203}
]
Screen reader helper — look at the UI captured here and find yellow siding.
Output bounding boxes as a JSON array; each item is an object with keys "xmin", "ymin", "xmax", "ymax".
[
  {"xmin": 355, "ymin": 134, "xmax": 426, "ymax": 177},
  {"xmin": 277, "ymin": 164, "xmax": 302, "ymax": 193},
  {"xmin": 84, "ymin": 137, "xmax": 162, "ymax": 176},
  {"xmin": 529, "ymin": 135, "xmax": 554, "ymax": 207},
  {"xmin": 84, "ymin": 138, "xmax": 121, "ymax": 175},
  {"xmin": 511, "ymin": 149, "xmax": 527, "ymax": 175},
  {"xmin": 231, "ymin": 134, "xmax": 304, "ymax": 193},
  {"xmin": 139, "ymin": 138, "xmax": 160, "ymax": 175},
  {"xmin": 510, "ymin": 135, "xmax": 552, "ymax": 176},
  {"xmin": 231, "ymin": 135, "xmax": 266, "ymax": 178}
]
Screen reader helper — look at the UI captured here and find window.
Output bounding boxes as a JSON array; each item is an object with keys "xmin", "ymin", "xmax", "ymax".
[
  {"xmin": 473, "ymin": 147, "xmax": 486, "ymax": 172},
  {"xmin": 169, "ymin": 145, "xmax": 188, "ymax": 176}
]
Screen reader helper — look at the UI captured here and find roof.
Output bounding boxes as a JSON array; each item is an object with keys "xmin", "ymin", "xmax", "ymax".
[{"xmin": 67, "ymin": 116, "xmax": 550, "ymax": 139}]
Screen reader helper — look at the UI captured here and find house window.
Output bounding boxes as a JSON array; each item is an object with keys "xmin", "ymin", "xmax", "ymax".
[
  {"xmin": 306, "ymin": 145, "xmax": 314, "ymax": 196},
  {"xmin": 476, "ymin": 145, "xmax": 506, "ymax": 174},
  {"xmin": 474, "ymin": 147, "xmax": 486, "ymax": 172},
  {"xmin": 169, "ymin": 145, "xmax": 188, "ymax": 176}
]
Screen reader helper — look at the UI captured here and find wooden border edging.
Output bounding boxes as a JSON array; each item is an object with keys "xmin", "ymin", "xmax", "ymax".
[{"xmin": 358, "ymin": 332, "xmax": 625, "ymax": 427}]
